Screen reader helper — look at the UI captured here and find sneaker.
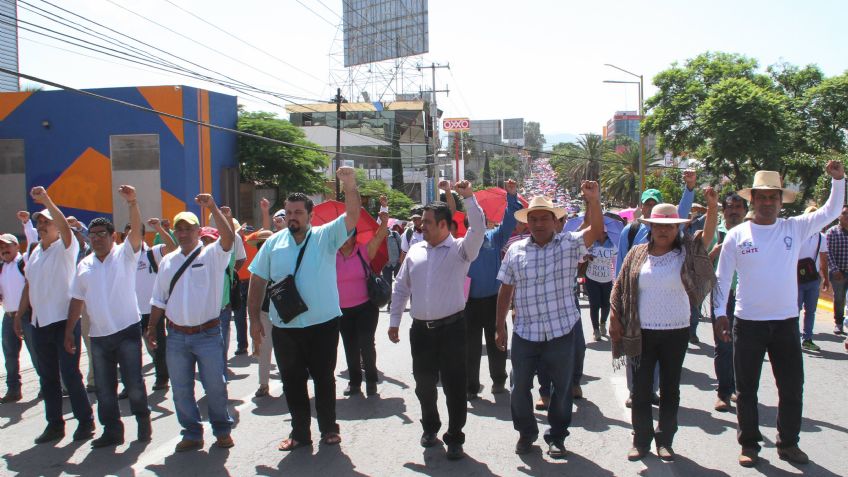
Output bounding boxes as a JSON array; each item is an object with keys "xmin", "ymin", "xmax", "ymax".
[
  {"xmin": 0, "ymin": 391, "xmax": 22, "ymax": 403},
  {"xmin": 535, "ymin": 396, "xmax": 550, "ymax": 411},
  {"xmin": 593, "ymin": 329, "xmax": 601, "ymax": 341},
  {"xmin": 801, "ymin": 340, "xmax": 821, "ymax": 351},
  {"xmin": 175, "ymin": 438, "xmax": 204, "ymax": 452},
  {"xmin": 656, "ymin": 445, "xmax": 675, "ymax": 461},
  {"xmin": 739, "ymin": 447, "xmax": 759, "ymax": 467},
  {"xmin": 343, "ymin": 384, "xmax": 361, "ymax": 397},
  {"xmin": 714, "ymin": 397, "xmax": 732, "ymax": 412},
  {"xmin": 572, "ymin": 384, "xmax": 583, "ymax": 400},
  {"xmin": 34, "ymin": 426, "xmax": 65, "ymax": 444},
  {"xmin": 777, "ymin": 446, "xmax": 809, "ymax": 464},
  {"xmin": 547, "ymin": 441, "xmax": 567, "ymax": 459},
  {"xmin": 73, "ymin": 420, "xmax": 96, "ymax": 441},
  {"xmin": 600, "ymin": 322, "xmax": 607, "ymax": 336},
  {"xmin": 834, "ymin": 325, "xmax": 844, "ymax": 335}
]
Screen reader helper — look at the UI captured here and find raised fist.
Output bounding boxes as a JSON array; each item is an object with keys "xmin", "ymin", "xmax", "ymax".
[
  {"xmin": 454, "ymin": 180, "xmax": 473, "ymax": 199},
  {"xmin": 683, "ymin": 169, "xmax": 697, "ymax": 189},
  {"xmin": 504, "ymin": 179, "xmax": 517, "ymax": 196},
  {"xmin": 336, "ymin": 166, "xmax": 356, "ymax": 186},
  {"xmin": 30, "ymin": 186, "xmax": 49, "ymax": 205},
  {"xmin": 220, "ymin": 206, "xmax": 232, "ymax": 219},
  {"xmin": 580, "ymin": 180, "xmax": 600, "ymax": 201},
  {"xmin": 118, "ymin": 185, "xmax": 137, "ymax": 203},
  {"xmin": 147, "ymin": 218, "xmax": 161, "ymax": 228},
  {"xmin": 195, "ymin": 194, "xmax": 216, "ymax": 209},
  {"xmin": 17, "ymin": 211, "xmax": 29, "ymax": 224},
  {"xmin": 826, "ymin": 160, "xmax": 845, "ymax": 180},
  {"xmin": 438, "ymin": 180, "xmax": 451, "ymax": 191},
  {"xmin": 704, "ymin": 186, "xmax": 718, "ymax": 208},
  {"xmin": 259, "ymin": 197, "xmax": 270, "ymax": 211},
  {"xmin": 379, "ymin": 195, "xmax": 388, "ymax": 207}
]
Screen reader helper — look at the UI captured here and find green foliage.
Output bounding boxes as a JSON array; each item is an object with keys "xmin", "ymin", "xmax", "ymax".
[
  {"xmin": 644, "ymin": 52, "xmax": 848, "ymax": 211},
  {"xmin": 353, "ymin": 170, "xmax": 417, "ymax": 219},
  {"xmin": 237, "ymin": 111, "xmax": 329, "ymax": 203},
  {"xmin": 645, "ymin": 168, "xmax": 683, "ymax": 206},
  {"xmin": 524, "ymin": 121, "xmax": 546, "ymax": 157},
  {"xmin": 482, "ymin": 154, "xmax": 493, "ymax": 186},
  {"xmin": 489, "ymin": 154, "xmax": 523, "ymax": 186}
]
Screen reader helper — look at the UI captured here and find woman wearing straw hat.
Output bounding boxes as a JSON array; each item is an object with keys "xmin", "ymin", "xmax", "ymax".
[{"xmin": 610, "ymin": 187, "xmax": 719, "ymax": 462}]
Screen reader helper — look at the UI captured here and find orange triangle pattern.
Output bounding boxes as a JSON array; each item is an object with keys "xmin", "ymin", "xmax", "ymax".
[
  {"xmin": 137, "ymin": 86, "xmax": 185, "ymax": 145},
  {"xmin": 48, "ymin": 147, "xmax": 114, "ymax": 214},
  {"xmin": 161, "ymin": 189, "xmax": 186, "ymax": 225},
  {"xmin": 0, "ymin": 92, "xmax": 33, "ymax": 121}
]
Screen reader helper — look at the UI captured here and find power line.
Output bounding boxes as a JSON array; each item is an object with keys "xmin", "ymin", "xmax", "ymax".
[
  {"xmin": 0, "ymin": 67, "xmax": 435, "ymax": 161},
  {"xmin": 160, "ymin": 0, "xmax": 324, "ymax": 83},
  {"xmin": 294, "ymin": 0, "xmax": 338, "ymax": 28}
]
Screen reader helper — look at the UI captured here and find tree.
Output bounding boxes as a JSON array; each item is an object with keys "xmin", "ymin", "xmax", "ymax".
[
  {"xmin": 524, "ymin": 121, "xmax": 546, "ymax": 158},
  {"xmin": 482, "ymin": 152, "xmax": 493, "ymax": 186},
  {"xmin": 489, "ymin": 154, "xmax": 522, "ymax": 186},
  {"xmin": 600, "ymin": 143, "xmax": 645, "ymax": 207},
  {"xmin": 644, "ymin": 52, "xmax": 848, "ymax": 205},
  {"xmin": 353, "ymin": 170, "xmax": 416, "ymax": 219},
  {"xmin": 550, "ymin": 133, "xmax": 604, "ymax": 188},
  {"xmin": 238, "ymin": 111, "xmax": 329, "ymax": 203}
]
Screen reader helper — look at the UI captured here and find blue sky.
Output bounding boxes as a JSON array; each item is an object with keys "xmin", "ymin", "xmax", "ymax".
[{"xmin": 17, "ymin": 0, "xmax": 848, "ymax": 141}]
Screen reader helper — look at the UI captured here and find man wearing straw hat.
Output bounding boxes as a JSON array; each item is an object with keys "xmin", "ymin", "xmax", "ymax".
[
  {"xmin": 495, "ymin": 180, "xmax": 603, "ymax": 458},
  {"xmin": 714, "ymin": 161, "xmax": 845, "ymax": 467}
]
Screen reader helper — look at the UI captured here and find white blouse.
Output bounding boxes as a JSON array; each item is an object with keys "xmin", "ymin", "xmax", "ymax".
[{"xmin": 637, "ymin": 248, "xmax": 690, "ymax": 330}]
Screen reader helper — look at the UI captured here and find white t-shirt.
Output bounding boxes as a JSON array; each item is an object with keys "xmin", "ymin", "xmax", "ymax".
[
  {"xmin": 71, "ymin": 241, "xmax": 141, "ymax": 337},
  {"xmin": 26, "ymin": 237, "xmax": 79, "ymax": 327},
  {"xmin": 234, "ymin": 234, "xmax": 247, "ymax": 261},
  {"xmin": 134, "ymin": 244, "xmax": 165, "ymax": 315},
  {"xmin": 715, "ymin": 177, "xmax": 844, "ymax": 321},
  {"xmin": 798, "ymin": 232, "xmax": 827, "ymax": 261},
  {"xmin": 0, "ymin": 254, "xmax": 25, "ymax": 313},
  {"xmin": 585, "ymin": 240, "xmax": 617, "ymax": 283},
  {"xmin": 638, "ymin": 249, "xmax": 689, "ymax": 330},
  {"xmin": 401, "ymin": 229, "xmax": 424, "ymax": 253},
  {"xmin": 151, "ymin": 240, "xmax": 232, "ymax": 326}
]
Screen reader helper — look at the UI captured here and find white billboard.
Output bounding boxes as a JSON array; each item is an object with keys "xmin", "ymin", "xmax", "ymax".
[{"xmin": 343, "ymin": 0, "xmax": 429, "ymax": 67}]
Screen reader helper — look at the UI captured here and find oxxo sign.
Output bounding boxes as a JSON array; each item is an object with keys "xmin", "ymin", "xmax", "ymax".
[{"xmin": 442, "ymin": 117, "xmax": 470, "ymax": 132}]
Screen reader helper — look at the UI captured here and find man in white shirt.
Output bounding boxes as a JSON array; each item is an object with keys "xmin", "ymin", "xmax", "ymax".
[
  {"xmin": 399, "ymin": 213, "xmax": 424, "ymax": 263},
  {"xmin": 16, "ymin": 187, "xmax": 94, "ymax": 444},
  {"xmin": 64, "ymin": 185, "xmax": 151, "ymax": 448},
  {"xmin": 714, "ymin": 161, "xmax": 845, "ymax": 467},
  {"xmin": 388, "ymin": 181, "xmax": 486, "ymax": 461},
  {"xmin": 129, "ymin": 218, "xmax": 176, "ymax": 391},
  {"xmin": 145, "ymin": 194, "xmax": 235, "ymax": 453},
  {"xmin": 1, "ymin": 233, "xmax": 37, "ymax": 403}
]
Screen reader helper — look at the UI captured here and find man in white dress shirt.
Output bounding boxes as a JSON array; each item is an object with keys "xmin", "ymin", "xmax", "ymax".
[{"xmin": 388, "ymin": 180, "xmax": 486, "ymax": 461}]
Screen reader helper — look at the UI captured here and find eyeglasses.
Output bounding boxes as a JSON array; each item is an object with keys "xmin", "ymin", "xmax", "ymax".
[{"xmin": 90, "ymin": 230, "xmax": 111, "ymax": 238}]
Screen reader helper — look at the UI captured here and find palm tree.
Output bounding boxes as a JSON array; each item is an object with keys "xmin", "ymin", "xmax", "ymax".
[
  {"xmin": 558, "ymin": 133, "xmax": 604, "ymax": 185},
  {"xmin": 601, "ymin": 144, "xmax": 646, "ymax": 207}
]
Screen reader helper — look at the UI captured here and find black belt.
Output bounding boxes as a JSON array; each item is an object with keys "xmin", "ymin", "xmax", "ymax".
[
  {"xmin": 467, "ymin": 294, "xmax": 497, "ymax": 302},
  {"xmin": 414, "ymin": 311, "xmax": 464, "ymax": 330}
]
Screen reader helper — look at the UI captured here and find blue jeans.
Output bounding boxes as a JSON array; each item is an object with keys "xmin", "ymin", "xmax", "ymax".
[
  {"xmin": 3, "ymin": 311, "xmax": 38, "ymax": 393},
  {"xmin": 510, "ymin": 328, "xmax": 576, "ymax": 444},
  {"xmin": 689, "ymin": 303, "xmax": 701, "ymax": 339},
  {"xmin": 33, "ymin": 319, "xmax": 93, "ymax": 428},
  {"xmin": 166, "ymin": 324, "xmax": 233, "ymax": 441},
  {"xmin": 712, "ymin": 290, "xmax": 736, "ymax": 399},
  {"xmin": 218, "ymin": 307, "xmax": 232, "ymax": 367},
  {"xmin": 90, "ymin": 323, "xmax": 150, "ymax": 436},
  {"xmin": 232, "ymin": 280, "xmax": 249, "ymax": 352},
  {"xmin": 830, "ymin": 271, "xmax": 848, "ymax": 327},
  {"xmin": 797, "ymin": 279, "xmax": 820, "ymax": 340}
]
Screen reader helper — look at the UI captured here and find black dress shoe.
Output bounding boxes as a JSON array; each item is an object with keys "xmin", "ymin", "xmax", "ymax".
[
  {"xmin": 73, "ymin": 420, "xmax": 96, "ymax": 441},
  {"xmin": 118, "ymin": 388, "xmax": 129, "ymax": 400},
  {"xmin": 234, "ymin": 348, "xmax": 248, "ymax": 356},
  {"xmin": 515, "ymin": 435, "xmax": 535, "ymax": 454},
  {"xmin": 137, "ymin": 416, "xmax": 152, "ymax": 441},
  {"xmin": 91, "ymin": 433, "xmax": 124, "ymax": 448},
  {"xmin": 343, "ymin": 384, "xmax": 361, "ymax": 396},
  {"xmin": 365, "ymin": 382, "xmax": 378, "ymax": 396},
  {"xmin": 446, "ymin": 443, "xmax": 464, "ymax": 460},
  {"xmin": 34, "ymin": 426, "xmax": 65, "ymax": 444},
  {"xmin": 420, "ymin": 432, "xmax": 438, "ymax": 448},
  {"xmin": 152, "ymin": 380, "xmax": 169, "ymax": 391}
]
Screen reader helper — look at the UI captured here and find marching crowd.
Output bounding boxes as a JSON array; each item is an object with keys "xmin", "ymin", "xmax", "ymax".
[{"xmin": 0, "ymin": 159, "xmax": 846, "ymax": 469}]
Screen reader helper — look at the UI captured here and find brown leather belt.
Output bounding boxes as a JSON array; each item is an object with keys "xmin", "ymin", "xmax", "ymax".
[{"xmin": 167, "ymin": 318, "xmax": 220, "ymax": 335}]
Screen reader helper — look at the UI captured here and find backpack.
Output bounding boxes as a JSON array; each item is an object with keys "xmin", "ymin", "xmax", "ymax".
[
  {"xmin": 624, "ymin": 223, "xmax": 640, "ymax": 253},
  {"xmin": 0, "ymin": 258, "xmax": 25, "ymax": 276},
  {"xmin": 146, "ymin": 248, "xmax": 159, "ymax": 274},
  {"xmin": 405, "ymin": 227, "xmax": 414, "ymax": 243}
]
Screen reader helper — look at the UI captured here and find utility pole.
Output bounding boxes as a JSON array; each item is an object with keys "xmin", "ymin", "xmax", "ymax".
[
  {"xmin": 334, "ymin": 88, "xmax": 343, "ymax": 200},
  {"xmin": 418, "ymin": 62, "xmax": 450, "ymax": 203}
]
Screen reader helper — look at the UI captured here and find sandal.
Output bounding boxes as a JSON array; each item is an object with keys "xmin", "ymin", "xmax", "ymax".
[
  {"xmin": 278, "ymin": 438, "xmax": 310, "ymax": 451},
  {"xmin": 321, "ymin": 432, "xmax": 342, "ymax": 446}
]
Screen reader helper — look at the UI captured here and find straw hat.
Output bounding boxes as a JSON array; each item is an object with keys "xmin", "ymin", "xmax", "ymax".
[
  {"xmin": 637, "ymin": 203, "xmax": 691, "ymax": 225},
  {"xmin": 245, "ymin": 229, "xmax": 273, "ymax": 246},
  {"xmin": 737, "ymin": 171, "xmax": 797, "ymax": 203},
  {"xmin": 514, "ymin": 196, "xmax": 566, "ymax": 223}
]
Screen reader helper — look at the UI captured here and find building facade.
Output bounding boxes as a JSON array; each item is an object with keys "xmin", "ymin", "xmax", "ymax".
[{"xmin": 0, "ymin": 85, "xmax": 238, "ymax": 237}]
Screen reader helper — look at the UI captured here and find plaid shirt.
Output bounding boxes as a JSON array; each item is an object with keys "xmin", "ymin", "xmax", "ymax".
[
  {"xmin": 498, "ymin": 231, "xmax": 585, "ymax": 342},
  {"xmin": 826, "ymin": 225, "xmax": 848, "ymax": 273}
]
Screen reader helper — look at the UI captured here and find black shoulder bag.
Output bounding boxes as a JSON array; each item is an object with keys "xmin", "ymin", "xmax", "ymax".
[
  {"xmin": 268, "ymin": 233, "xmax": 311, "ymax": 323},
  {"xmin": 797, "ymin": 235, "xmax": 822, "ymax": 284},
  {"xmin": 167, "ymin": 246, "xmax": 203, "ymax": 303},
  {"xmin": 147, "ymin": 248, "xmax": 159, "ymax": 274},
  {"xmin": 356, "ymin": 249, "xmax": 391, "ymax": 308}
]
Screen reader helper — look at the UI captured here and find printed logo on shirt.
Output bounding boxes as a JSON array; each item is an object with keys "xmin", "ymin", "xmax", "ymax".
[
  {"xmin": 739, "ymin": 240, "xmax": 759, "ymax": 255},
  {"xmin": 784, "ymin": 236, "xmax": 793, "ymax": 250}
]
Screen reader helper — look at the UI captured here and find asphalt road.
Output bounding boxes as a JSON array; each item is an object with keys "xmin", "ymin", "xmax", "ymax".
[{"xmin": 1, "ymin": 299, "xmax": 846, "ymax": 477}]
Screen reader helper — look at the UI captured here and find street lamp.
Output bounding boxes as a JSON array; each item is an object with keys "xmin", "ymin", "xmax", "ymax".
[{"xmin": 603, "ymin": 63, "xmax": 646, "ymax": 193}]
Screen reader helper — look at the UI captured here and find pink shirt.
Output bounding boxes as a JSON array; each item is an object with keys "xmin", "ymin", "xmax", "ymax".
[{"xmin": 336, "ymin": 243, "xmax": 370, "ymax": 308}]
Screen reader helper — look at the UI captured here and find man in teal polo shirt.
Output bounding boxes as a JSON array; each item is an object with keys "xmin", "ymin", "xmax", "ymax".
[{"xmin": 247, "ymin": 167, "xmax": 360, "ymax": 452}]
